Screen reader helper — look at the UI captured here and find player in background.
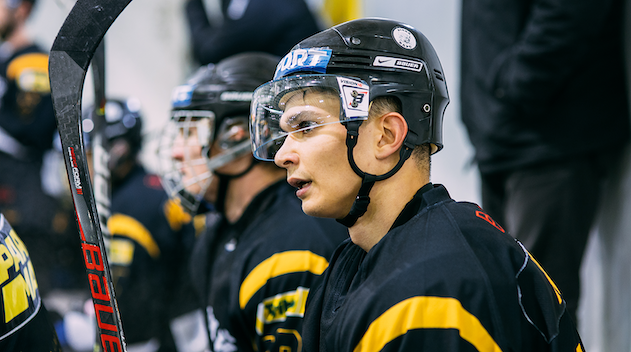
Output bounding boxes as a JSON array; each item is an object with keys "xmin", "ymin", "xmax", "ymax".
[
  {"xmin": 184, "ymin": 0, "xmax": 320, "ymax": 65},
  {"xmin": 0, "ymin": 212, "xmax": 62, "ymax": 351},
  {"xmin": 53, "ymin": 98, "xmax": 197, "ymax": 352},
  {"xmin": 249, "ymin": 18, "xmax": 585, "ymax": 351},
  {"xmin": 0, "ymin": 0, "xmax": 84, "ymax": 295},
  {"xmin": 159, "ymin": 51, "xmax": 348, "ymax": 352}
]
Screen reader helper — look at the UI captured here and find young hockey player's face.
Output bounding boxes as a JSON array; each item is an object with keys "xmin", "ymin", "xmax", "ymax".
[
  {"xmin": 274, "ymin": 89, "xmax": 361, "ymax": 218},
  {"xmin": 171, "ymin": 123, "xmax": 210, "ymax": 197}
]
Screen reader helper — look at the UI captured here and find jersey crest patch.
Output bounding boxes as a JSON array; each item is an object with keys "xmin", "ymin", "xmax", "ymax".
[{"xmin": 255, "ymin": 287, "xmax": 309, "ymax": 335}]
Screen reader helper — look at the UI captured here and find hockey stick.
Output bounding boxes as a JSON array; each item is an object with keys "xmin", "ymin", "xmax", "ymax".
[
  {"xmin": 49, "ymin": 1, "xmax": 132, "ymax": 351},
  {"xmin": 90, "ymin": 40, "xmax": 112, "ymax": 241}
]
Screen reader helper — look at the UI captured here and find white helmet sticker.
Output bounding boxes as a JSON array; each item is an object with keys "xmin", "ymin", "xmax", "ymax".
[
  {"xmin": 392, "ymin": 27, "xmax": 417, "ymax": 50},
  {"xmin": 373, "ymin": 56, "xmax": 424, "ymax": 72},
  {"xmin": 337, "ymin": 77, "xmax": 370, "ymax": 119}
]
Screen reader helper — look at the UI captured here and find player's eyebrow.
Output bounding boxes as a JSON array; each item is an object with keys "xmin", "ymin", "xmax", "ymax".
[{"xmin": 280, "ymin": 110, "xmax": 321, "ymax": 131}]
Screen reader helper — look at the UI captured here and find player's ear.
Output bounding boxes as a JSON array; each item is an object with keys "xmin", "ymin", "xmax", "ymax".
[{"xmin": 374, "ymin": 112, "xmax": 408, "ymax": 160}]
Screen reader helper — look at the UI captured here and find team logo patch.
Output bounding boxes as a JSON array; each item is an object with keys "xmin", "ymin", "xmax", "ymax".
[
  {"xmin": 373, "ymin": 56, "xmax": 424, "ymax": 72},
  {"xmin": 255, "ymin": 287, "xmax": 309, "ymax": 335},
  {"xmin": 171, "ymin": 85, "xmax": 194, "ymax": 108},
  {"xmin": 392, "ymin": 27, "xmax": 417, "ymax": 50},
  {"xmin": 274, "ymin": 48, "xmax": 332, "ymax": 79},
  {"xmin": 337, "ymin": 77, "xmax": 370, "ymax": 119},
  {"xmin": 108, "ymin": 238, "xmax": 134, "ymax": 266}
]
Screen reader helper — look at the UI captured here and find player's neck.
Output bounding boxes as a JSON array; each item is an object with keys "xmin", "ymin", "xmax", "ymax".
[
  {"xmin": 223, "ymin": 165, "xmax": 284, "ymax": 223},
  {"xmin": 348, "ymin": 163, "xmax": 429, "ymax": 252}
]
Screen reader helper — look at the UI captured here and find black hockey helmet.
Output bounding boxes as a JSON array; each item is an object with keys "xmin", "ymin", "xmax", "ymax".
[
  {"xmin": 83, "ymin": 97, "xmax": 143, "ymax": 157},
  {"xmin": 250, "ymin": 18, "xmax": 449, "ymax": 226},
  {"xmin": 159, "ymin": 52, "xmax": 280, "ymax": 214},
  {"xmin": 251, "ymin": 17, "xmax": 449, "ymax": 160},
  {"xmin": 172, "ymin": 51, "xmax": 280, "ymax": 141}
]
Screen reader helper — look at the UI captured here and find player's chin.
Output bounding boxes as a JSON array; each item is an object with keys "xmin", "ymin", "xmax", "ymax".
[{"xmin": 301, "ymin": 200, "xmax": 346, "ymax": 219}]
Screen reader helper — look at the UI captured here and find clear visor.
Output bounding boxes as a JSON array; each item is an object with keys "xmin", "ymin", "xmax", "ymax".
[
  {"xmin": 250, "ymin": 74, "xmax": 370, "ymax": 161},
  {"xmin": 158, "ymin": 110, "xmax": 215, "ymax": 214}
]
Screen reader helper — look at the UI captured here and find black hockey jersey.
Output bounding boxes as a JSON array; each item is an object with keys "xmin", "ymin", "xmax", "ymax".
[
  {"xmin": 0, "ymin": 213, "xmax": 61, "ymax": 351},
  {"xmin": 189, "ymin": 180, "xmax": 348, "ymax": 351},
  {"xmin": 107, "ymin": 166, "xmax": 196, "ymax": 349},
  {"xmin": 302, "ymin": 183, "xmax": 584, "ymax": 352}
]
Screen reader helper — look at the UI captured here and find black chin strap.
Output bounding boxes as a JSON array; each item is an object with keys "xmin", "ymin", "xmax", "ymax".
[
  {"xmin": 336, "ymin": 121, "xmax": 413, "ymax": 227},
  {"xmin": 214, "ymin": 158, "xmax": 258, "ymax": 213}
]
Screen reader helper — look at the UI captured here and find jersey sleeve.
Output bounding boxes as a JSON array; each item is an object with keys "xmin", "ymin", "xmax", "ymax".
[{"xmin": 239, "ymin": 248, "xmax": 330, "ymax": 351}]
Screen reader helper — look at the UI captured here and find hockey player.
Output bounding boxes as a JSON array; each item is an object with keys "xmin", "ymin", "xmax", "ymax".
[
  {"xmin": 159, "ymin": 52, "xmax": 348, "ymax": 352},
  {"xmin": 249, "ymin": 18, "xmax": 585, "ymax": 351},
  {"xmin": 81, "ymin": 98, "xmax": 196, "ymax": 351},
  {"xmin": 0, "ymin": 0, "xmax": 83, "ymax": 295},
  {"xmin": 0, "ymin": 213, "xmax": 61, "ymax": 351}
]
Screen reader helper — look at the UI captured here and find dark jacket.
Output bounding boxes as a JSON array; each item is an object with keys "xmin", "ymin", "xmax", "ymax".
[
  {"xmin": 186, "ymin": 0, "xmax": 320, "ymax": 65},
  {"xmin": 460, "ymin": 0, "xmax": 630, "ymax": 173}
]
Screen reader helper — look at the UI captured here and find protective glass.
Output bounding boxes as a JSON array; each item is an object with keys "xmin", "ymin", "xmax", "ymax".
[{"xmin": 250, "ymin": 74, "xmax": 370, "ymax": 161}]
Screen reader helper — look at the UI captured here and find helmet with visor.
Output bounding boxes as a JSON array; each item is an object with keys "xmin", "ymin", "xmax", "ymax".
[{"xmin": 249, "ymin": 18, "xmax": 449, "ymax": 226}]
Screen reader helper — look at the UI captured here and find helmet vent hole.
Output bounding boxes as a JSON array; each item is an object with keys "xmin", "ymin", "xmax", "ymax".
[{"xmin": 331, "ymin": 53, "xmax": 372, "ymax": 67}]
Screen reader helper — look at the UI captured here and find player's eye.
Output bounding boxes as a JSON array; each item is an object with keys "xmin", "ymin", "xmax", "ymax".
[{"xmin": 296, "ymin": 120, "xmax": 318, "ymax": 133}]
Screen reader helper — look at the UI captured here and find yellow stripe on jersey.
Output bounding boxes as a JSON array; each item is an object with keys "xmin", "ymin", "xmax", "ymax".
[
  {"xmin": 528, "ymin": 253, "xmax": 563, "ymax": 304},
  {"xmin": 353, "ymin": 296, "xmax": 502, "ymax": 352},
  {"xmin": 107, "ymin": 214, "xmax": 160, "ymax": 259},
  {"xmin": 239, "ymin": 251, "xmax": 328, "ymax": 309},
  {"xmin": 6, "ymin": 53, "xmax": 50, "ymax": 93},
  {"xmin": 163, "ymin": 199, "xmax": 192, "ymax": 232}
]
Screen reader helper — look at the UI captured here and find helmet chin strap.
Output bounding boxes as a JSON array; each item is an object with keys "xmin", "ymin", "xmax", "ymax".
[
  {"xmin": 336, "ymin": 121, "xmax": 413, "ymax": 227},
  {"xmin": 213, "ymin": 156, "xmax": 259, "ymax": 214}
]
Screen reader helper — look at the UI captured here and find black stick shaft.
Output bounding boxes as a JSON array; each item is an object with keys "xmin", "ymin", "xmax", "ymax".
[{"xmin": 49, "ymin": 1, "xmax": 132, "ymax": 351}]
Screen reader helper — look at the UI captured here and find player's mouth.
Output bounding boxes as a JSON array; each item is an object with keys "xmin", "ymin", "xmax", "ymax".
[{"xmin": 288, "ymin": 177, "xmax": 311, "ymax": 198}]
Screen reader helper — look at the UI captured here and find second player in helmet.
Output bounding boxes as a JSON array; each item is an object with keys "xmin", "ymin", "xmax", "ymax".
[{"xmin": 160, "ymin": 52, "xmax": 348, "ymax": 352}]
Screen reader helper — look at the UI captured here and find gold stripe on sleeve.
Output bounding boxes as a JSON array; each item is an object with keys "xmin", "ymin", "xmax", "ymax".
[
  {"xmin": 353, "ymin": 296, "xmax": 502, "ymax": 352},
  {"xmin": 239, "ymin": 251, "xmax": 328, "ymax": 309},
  {"xmin": 107, "ymin": 214, "xmax": 160, "ymax": 259}
]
